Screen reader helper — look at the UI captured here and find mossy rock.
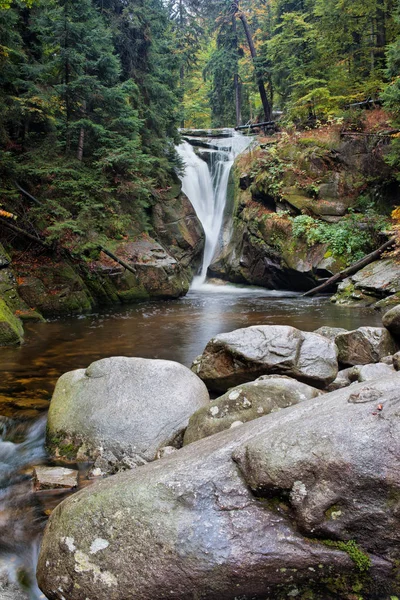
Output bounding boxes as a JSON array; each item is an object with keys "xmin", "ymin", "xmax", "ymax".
[{"xmin": 0, "ymin": 298, "xmax": 24, "ymax": 346}]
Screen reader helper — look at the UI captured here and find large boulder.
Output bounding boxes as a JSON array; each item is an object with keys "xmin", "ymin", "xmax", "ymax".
[
  {"xmin": 183, "ymin": 375, "xmax": 322, "ymax": 445},
  {"xmin": 233, "ymin": 373, "xmax": 400, "ymax": 562},
  {"xmin": 46, "ymin": 357, "xmax": 209, "ymax": 472},
  {"xmin": 37, "ymin": 380, "xmax": 397, "ymax": 600},
  {"xmin": 336, "ymin": 327, "xmax": 398, "ymax": 366},
  {"xmin": 382, "ymin": 304, "xmax": 400, "ymax": 337},
  {"xmin": 192, "ymin": 325, "xmax": 338, "ymax": 393}
]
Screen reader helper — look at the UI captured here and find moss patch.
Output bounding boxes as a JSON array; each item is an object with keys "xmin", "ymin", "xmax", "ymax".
[{"xmin": 0, "ymin": 298, "xmax": 24, "ymax": 345}]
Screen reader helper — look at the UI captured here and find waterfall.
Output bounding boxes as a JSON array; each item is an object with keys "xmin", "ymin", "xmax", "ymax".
[{"xmin": 177, "ymin": 131, "xmax": 252, "ymax": 289}]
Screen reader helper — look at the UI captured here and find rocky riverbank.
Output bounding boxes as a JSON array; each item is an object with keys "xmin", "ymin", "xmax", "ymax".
[
  {"xmin": 208, "ymin": 115, "xmax": 400, "ymax": 299},
  {"xmin": 0, "ymin": 188, "xmax": 204, "ymax": 346},
  {"xmin": 30, "ymin": 304, "xmax": 400, "ymax": 599}
]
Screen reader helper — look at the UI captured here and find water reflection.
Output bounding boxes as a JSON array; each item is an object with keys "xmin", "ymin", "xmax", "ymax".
[{"xmin": 0, "ymin": 289, "xmax": 381, "ymax": 418}]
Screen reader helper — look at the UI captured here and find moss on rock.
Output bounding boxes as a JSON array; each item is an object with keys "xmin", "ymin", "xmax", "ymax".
[{"xmin": 0, "ymin": 298, "xmax": 24, "ymax": 346}]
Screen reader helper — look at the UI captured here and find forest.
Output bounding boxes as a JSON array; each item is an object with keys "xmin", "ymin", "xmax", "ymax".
[{"xmin": 1, "ymin": 0, "xmax": 400, "ymax": 259}]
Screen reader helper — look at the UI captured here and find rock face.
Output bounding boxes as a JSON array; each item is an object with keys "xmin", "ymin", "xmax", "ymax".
[
  {"xmin": 333, "ymin": 259, "xmax": 400, "ymax": 307},
  {"xmin": 37, "ymin": 375, "xmax": 400, "ymax": 600},
  {"xmin": 46, "ymin": 357, "xmax": 209, "ymax": 472},
  {"xmin": 152, "ymin": 192, "xmax": 205, "ymax": 269},
  {"xmin": 183, "ymin": 375, "xmax": 322, "ymax": 445},
  {"xmin": 0, "ymin": 193, "xmax": 203, "ymax": 325},
  {"xmin": 192, "ymin": 325, "xmax": 338, "ymax": 392},
  {"xmin": 382, "ymin": 304, "xmax": 400, "ymax": 337},
  {"xmin": 234, "ymin": 374, "xmax": 400, "ymax": 563},
  {"xmin": 0, "ymin": 298, "xmax": 24, "ymax": 345},
  {"xmin": 336, "ymin": 327, "xmax": 398, "ymax": 366}
]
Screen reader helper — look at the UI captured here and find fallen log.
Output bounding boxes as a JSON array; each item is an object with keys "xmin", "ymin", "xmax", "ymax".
[
  {"xmin": 235, "ymin": 121, "xmax": 276, "ymax": 130},
  {"xmin": 99, "ymin": 246, "xmax": 137, "ymax": 275},
  {"xmin": 302, "ymin": 237, "xmax": 396, "ymax": 297},
  {"xmin": 15, "ymin": 182, "xmax": 43, "ymax": 206},
  {"xmin": 0, "ymin": 217, "xmax": 49, "ymax": 247}
]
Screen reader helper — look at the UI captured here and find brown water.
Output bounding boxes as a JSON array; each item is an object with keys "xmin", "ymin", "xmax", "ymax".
[{"xmin": 0, "ymin": 286, "xmax": 382, "ymax": 419}]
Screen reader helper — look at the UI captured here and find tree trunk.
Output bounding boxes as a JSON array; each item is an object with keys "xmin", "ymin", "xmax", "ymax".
[
  {"xmin": 77, "ymin": 100, "xmax": 86, "ymax": 162},
  {"xmin": 234, "ymin": 7, "xmax": 271, "ymax": 122},
  {"xmin": 232, "ymin": 15, "xmax": 242, "ymax": 127},
  {"xmin": 375, "ymin": 0, "xmax": 387, "ymax": 67},
  {"xmin": 302, "ymin": 238, "xmax": 396, "ymax": 297},
  {"xmin": 179, "ymin": 0, "xmax": 185, "ymax": 128}
]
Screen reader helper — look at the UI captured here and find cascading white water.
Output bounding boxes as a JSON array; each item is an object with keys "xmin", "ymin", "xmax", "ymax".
[{"xmin": 177, "ymin": 131, "xmax": 252, "ymax": 289}]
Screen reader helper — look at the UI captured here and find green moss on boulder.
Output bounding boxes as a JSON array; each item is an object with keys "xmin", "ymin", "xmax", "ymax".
[{"xmin": 0, "ymin": 298, "xmax": 24, "ymax": 345}]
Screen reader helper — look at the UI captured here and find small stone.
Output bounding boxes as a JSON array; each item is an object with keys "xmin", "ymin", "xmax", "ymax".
[
  {"xmin": 156, "ymin": 447, "xmax": 178, "ymax": 460},
  {"xmin": 33, "ymin": 466, "xmax": 78, "ymax": 490}
]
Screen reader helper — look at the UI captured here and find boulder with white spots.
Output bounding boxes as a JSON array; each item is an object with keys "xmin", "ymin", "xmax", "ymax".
[
  {"xmin": 37, "ymin": 375, "xmax": 399, "ymax": 600},
  {"xmin": 183, "ymin": 375, "xmax": 322, "ymax": 445}
]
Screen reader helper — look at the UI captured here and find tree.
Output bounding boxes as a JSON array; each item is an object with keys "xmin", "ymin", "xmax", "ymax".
[{"xmin": 232, "ymin": 0, "xmax": 272, "ymax": 122}]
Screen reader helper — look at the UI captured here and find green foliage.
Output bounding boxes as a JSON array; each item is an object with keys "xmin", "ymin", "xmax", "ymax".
[
  {"xmin": 291, "ymin": 212, "xmax": 388, "ymax": 264},
  {"xmin": 250, "ymin": 149, "xmax": 285, "ymax": 198},
  {"xmin": 0, "ymin": 0, "xmax": 180, "ymax": 254}
]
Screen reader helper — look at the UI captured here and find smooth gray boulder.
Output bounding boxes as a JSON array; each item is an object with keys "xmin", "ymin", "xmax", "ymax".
[
  {"xmin": 192, "ymin": 325, "xmax": 338, "ymax": 393},
  {"xmin": 382, "ymin": 304, "xmax": 400, "ymax": 337},
  {"xmin": 234, "ymin": 373, "xmax": 400, "ymax": 561},
  {"xmin": 326, "ymin": 362, "xmax": 395, "ymax": 391},
  {"xmin": 183, "ymin": 375, "xmax": 322, "ymax": 445},
  {"xmin": 335, "ymin": 327, "xmax": 398, "ymax": 366},
  {"xmin": 37, "ymin": 387, "xmax": 394, "ymax": 600},
  {"xmin": 348, "ymin": 362, "xmax": 395, "ymax": 382},
  {"xmin": 46, "ymin": 357, "xmax": 209, "ymax": 472}
]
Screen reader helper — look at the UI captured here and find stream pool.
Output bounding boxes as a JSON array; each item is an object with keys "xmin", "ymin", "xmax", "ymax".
[
  {"xmin": 0, "ymin": 286, "xmax": 383, "ymax": 598},
  {"xmin": 0, "ymin": 286, "xmax": 382, "ymax": 419}
]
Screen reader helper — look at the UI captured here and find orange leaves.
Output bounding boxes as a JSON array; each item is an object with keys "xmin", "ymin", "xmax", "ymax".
[
  {"xmin": 392, "ymin": 206, "xmax": 400, "ymax": 224},
  {"xmin": 0, "ymin": 208, "xmax": 16, "ymax": 220}
]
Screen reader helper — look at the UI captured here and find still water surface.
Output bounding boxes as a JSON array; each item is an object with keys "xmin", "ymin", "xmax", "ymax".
[{"xmin": 0, "ymin": 287, "xmax": 382, "ymax": 419}]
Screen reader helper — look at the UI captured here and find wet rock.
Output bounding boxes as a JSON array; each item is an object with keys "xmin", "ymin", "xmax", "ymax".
[
  {"xmin": 46, "ymin": 357, "xmax": 209, "ymax": 471},
  {"xmin": 183, "ymin": 375, "xmax": 322, "ymax": 445},
  {"xmin": 233, "ymin": 374, "xmax": 400, "ymax": 565},
  {"xmin": 192, "ymin": 325, "xmax": 338, "ymax": 393},
  {"xmin": 37, "ymin": 396, "xmax": 393, "ymax": 600},
  {"xmin": 33, "ymin": 466, "xmax": 78, "ymax": 490},
  {"xmin": 0, "ymin": 563, "xmax": 29, "ymax": 600},
  {"xmin": 382, "ymin": 304, "xmax": 400, "ymax": 337},
  {"xmin": 333, "ymin": 259, "xmax": 400, "ymax": 307},
  {"xmin": 313, "ymin": 326, "xmax": 348, "ymax": 341},
  {"xmin": 326, "ymin": 367, "xmax": 354, "ymax": 391},
  {"xmin": 336, "ymin": 327, "xmax": 398, "ymax": 366},
  {"xmin": 348, "ymin": 362, "xmax": 395, "ymax": 382},
  {"xmin": 152, "ymin": 193, "xmax": 205, "ymax": 270},
  {"xmin": 0, "ymin": 299, "xmax": 23, "ymax": 346},
  {"xmin": 393, "ymin": 351, "xmax": 400, "ymax": 371},
  {"xmin": 16, "ymin": 264, "xmax": 93, "ymax": 316}
]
